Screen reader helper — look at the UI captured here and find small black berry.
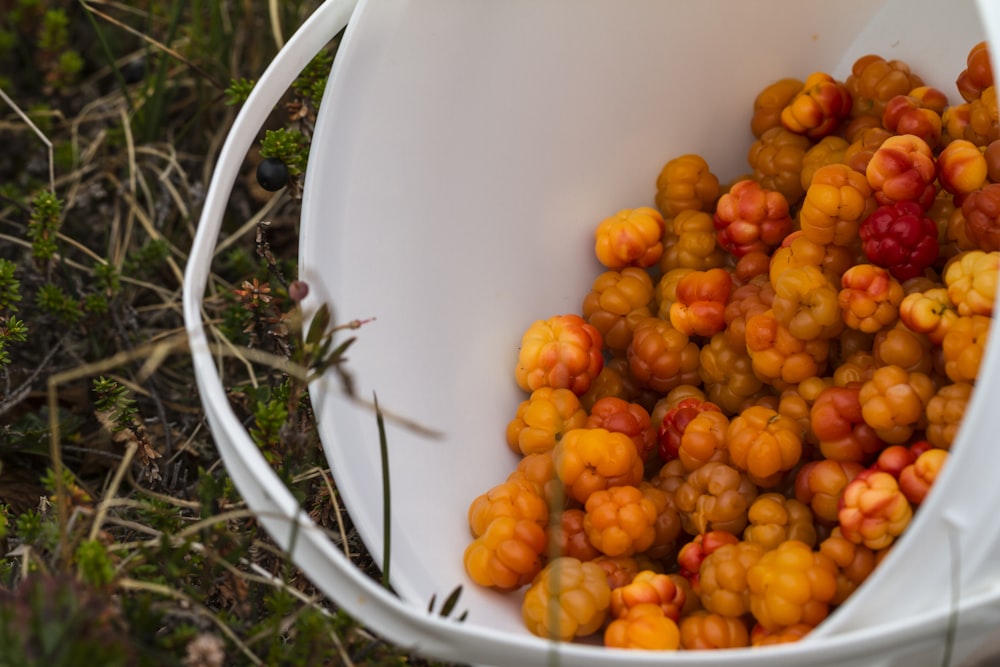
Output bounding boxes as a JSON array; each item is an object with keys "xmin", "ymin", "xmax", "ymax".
[
  {"xmin": 256, "ymin": 157, "xmax": 289, "ymax": 191},
  {"xmin": 121, "ymin": 59, "xmax": 146, "ymax": 85}
]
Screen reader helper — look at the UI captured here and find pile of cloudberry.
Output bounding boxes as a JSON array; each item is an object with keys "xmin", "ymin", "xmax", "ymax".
[{"xmin": 463, "ymin": 42, "xmax": 998, "ymax": 650}]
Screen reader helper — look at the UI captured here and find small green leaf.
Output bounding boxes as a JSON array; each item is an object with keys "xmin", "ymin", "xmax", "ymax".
[
  {"xmin": 439, "ymin": 585, "xmax": 463, "ymax": 618},
  {"xmin": 306, "ymin": 303, "xmax": 331, "ymax": 345}
]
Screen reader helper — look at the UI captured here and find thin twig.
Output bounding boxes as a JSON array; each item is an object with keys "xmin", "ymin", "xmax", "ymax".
[
  {"xmin": 314, "ymin": 467, "xmax": 353, "ymax": 559},
  {"xmin": 98, "ymin": 511, "xmax": 164, "ymax": 537},
  {"xmin": 125, "ymin": 468, "xmax": 201, "ymax": 511},
  {"xmin": 0, "ymin": 86, "xmax": 55, "ymax": 193},
  {"xmin": 212, "ymin": 190, "xmax": 287, "ymax": 258},
  {"xmin": 0, "ymin": 232, "xmax": 98, "ymax": 278}
]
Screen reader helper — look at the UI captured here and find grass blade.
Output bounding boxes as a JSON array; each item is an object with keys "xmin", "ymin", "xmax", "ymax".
[{"xmin": 374, "ymin": 392, "xmax": 391, "ymax": 590}]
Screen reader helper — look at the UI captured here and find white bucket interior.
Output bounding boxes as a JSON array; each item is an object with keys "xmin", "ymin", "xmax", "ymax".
[{"xmin": 297, "ymin": 0, "xmax": 1000, "ymax": 661}]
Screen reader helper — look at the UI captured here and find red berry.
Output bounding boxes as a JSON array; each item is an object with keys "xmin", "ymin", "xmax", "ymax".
[{"xmin": 859, "ymin": 201, "xmax": 939, "ymax": 281}]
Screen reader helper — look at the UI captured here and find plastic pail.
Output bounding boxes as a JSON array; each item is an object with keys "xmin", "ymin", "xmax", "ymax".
[{"xmin": 183, "ymin": 1, "xmax": 1000, "ymax": 665}]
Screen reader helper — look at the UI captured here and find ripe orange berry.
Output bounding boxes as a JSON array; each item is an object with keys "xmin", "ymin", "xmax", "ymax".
[
  {"xmin": 838, "ymin": 470, "xmax": 914, "ymax": 550},
  {"xmin": 780, "ymin": 72, "xmax": 852, "ymax": 139},
  {"xmin": 713, "ymin": 179, "xmax": 793, "ymax": 257},
  {"xmin": 584, "ymin": 485, "xmax": 659, "ymax": 557},
  {"xmin": 507, "ymin": 451, "xmax": 559, "ymax": 507},
  {"xmin": 838, "ymin": 264, "xmax": 905, "ymax": 334},
  {"xmin": 586, "ymin": 396, "xmax": 657, "ymax": 463},
  {"xmin": 941, "ymin": 314, "xmax": 991, "ymax": 383},
  {"xmin": 637, "ymin": 481, "xmax": 684, "ymax": 560},
  {"xmin": 745, "ymin": 309, "xmax": 831, "ymax": 390},
  {"xmin": 582, "ymin": 267, "xmax": 656, "ymax": 352},
  {"xmin": 669, "ymin": 268, "xmax": 733, "ymax": 337},
  {"xmin": 675, "ymin": 409, "xmax": 732, "ymax": 473},
  {"xmin": 515, "ymin": 314, "xmax": 604, "ymax": 396},
  {"xmin": 937, "ymin": 138, "xmax": 988, "ymax": 195},
  {"xmin": 468, "ymin": 477, "xmax": 548, "ymax": 537},
  {"xmin": 956, "ymin": 41, "xmax": 994, "ymax": 101},
  {"xmin": 794, "ymin": 458, "xmax": 865, "ymax": 525},
  {"xmin": 961, "ymin": 182, "xmax": 1000, "ymax": 251},
  {"xmin": 676, "ymin": 529, "xmax": 741, "ymax": 586},
  {"xmin": 748, "ymin": 126, "xmax": 812, "ymax": 206},
  {"xmin": 818, "ymin": 528, "xmax": 878, "ymax": 604},
  {"xmin": 858, "ymin": 364, "xmax": 936, "ymax": 444},
  {"xmin": 679, "ymin": 610, "xmax": 751, "ymax": 649},
  {"xmin": 726, "ymin": 405, "xmax": 804, "ymax": 488},
  {"xmin": 552, "ymin": 428, "xmax": 644, "ymax": 504},
  {"xmin": 845, "ymin": 54, "xmax": 924, "ymax": 119},
  {"xmin": 770, "ymin": 230, "xmax": 855, "ymax": 286},
  {"xmin": 603, "ymin": 603, "xmax": 681, "ymax": 650},
  {"xmin": 881, "ymin": 93, "xmax": 944, "ymax": 148},
  {"xmin": 925, "ymin": 382, "xmax": 973, "ymax": 449},
  {"xmin": 699, "ymin": 541, "xmax": 766, "ymax": 618},
  {"xmin": 698, "ymin": 332, "xmax": 766, "ymax": 415},
  {"xmin": 898, "ymin": 447, "xmax": 949, "ymax": 505},
  {"xmin": 674, "ymin": 462, "xmax": 759, "ymax": 535},
  {"xmin": 800, "ymin": 136, "xmax": 850, "ymax": 191},
  {"xmin": 522, "ymin": 557, "xmax": 611, "ymax": 641},
  {"xmin": 743, "ymin": 493, "xmax": 817, "ymax": 551},
  {"xmin": 655, "ymin": 154, "xmax": 720, "ymax": 217},
  {"xmin": 506, "ymin": 387, "xmax": 588, "ymax": 456},
  {"xmin": 865, "ymin": 134, "xmax": 937, "ymax": 208},
  {"xmin": 944, "ymin": 250, "xmax": 998, "ymax": 317},
  {"xmin": 810, "ymin": 384, "xmax": 884, "ymax": 464},
  {"xmin": 747, "ymin": 540, "xmax": 838, "ymax": 632},
  {"xmin": 660, "ymin": 210, "xmax": 729, "ymax": 271},
  {"xmin": 899, "ymin": 287, "xmax": 959, "ymax": 345},
  {"xmin": 627, "ymin": 316, "xmax": 701, "ymax": 394},
  {"xmin": 771, "ymin": 265, "xmax": 843, "ymax": 341},
  {"xmin": 724, "ymin": 274, "xmax": 774, "ymax": 349},
  {"xmin": 872, "ymin": 320, "xmax": 934, "ymax": 375},
  {"xmin": 547, "ymin": 507, "xmax": 601, "ymax": 562},
  {"xmin": 463, "ymin": 516, "xmax": 547, "ymax": 591},
  {"xmin": 967, "ymin": 86, "xmax": 1000, "ymax": 146},
  {"xmin": 752, "ymin": 78, "xmax": 804, "ymax": 138},
  {"xmin": 595, "ymin": 207, "xmax": 666, "ymax": 269},
  {"xmin": 798, "ymin": 163, "xmax": 875, "ymax": 247},
  {"xmin": 610, "ymin": 570, "xmax": 685, "ymax": 622}
]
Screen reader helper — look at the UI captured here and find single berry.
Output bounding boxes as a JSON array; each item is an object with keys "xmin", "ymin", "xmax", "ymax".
[
  {"xmin": 257, "ymin": 157, "xmax": 290, "ymax": 191},
  {"xmin": 859, "ymin": 201, "xmax": 939, "ymax": 281},
  {"xmin": 288, "ymin": 280, "xmax": 310, "ymax": 302},
  {"xmin": 120, "ymin": 59, "xmax": 146, "ymax": 85}
]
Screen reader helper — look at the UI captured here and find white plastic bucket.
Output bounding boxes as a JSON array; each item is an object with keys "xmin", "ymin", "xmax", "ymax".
[{"xmin": 183, "ymin": 1, "xmax": 1000, "ymax": 665}]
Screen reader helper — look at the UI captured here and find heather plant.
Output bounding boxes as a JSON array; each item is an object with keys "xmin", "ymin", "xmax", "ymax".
[{"xmin": 0, "ymin": 2, "xmax": 461, "ymax": 664}]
